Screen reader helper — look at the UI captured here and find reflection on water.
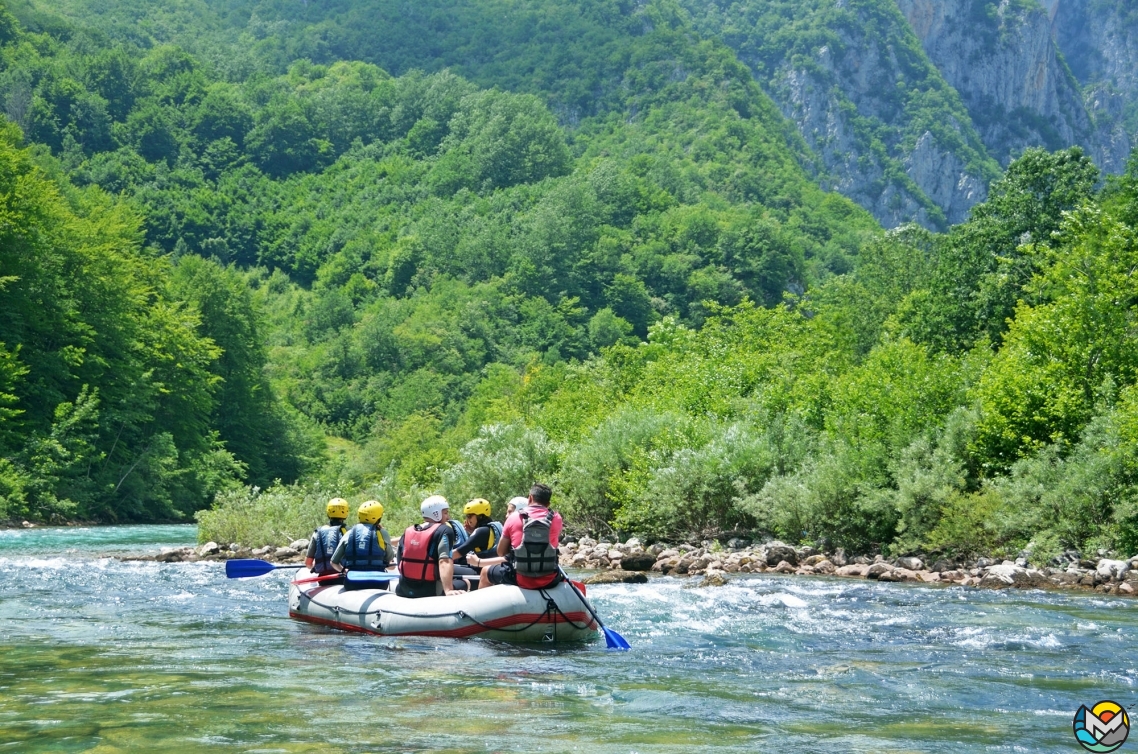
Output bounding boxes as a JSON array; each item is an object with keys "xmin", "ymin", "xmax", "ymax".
[{"xmin": 0, "ymin": 526, "xmax": 1135, "ymax": 752}]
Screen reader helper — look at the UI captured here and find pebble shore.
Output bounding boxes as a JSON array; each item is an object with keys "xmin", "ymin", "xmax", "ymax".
[{"xmin": 131, "ymin": 536, "xmax": 1138, "ymax": 596}]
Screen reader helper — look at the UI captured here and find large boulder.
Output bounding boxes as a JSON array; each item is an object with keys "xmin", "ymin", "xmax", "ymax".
[
  {"xmin": 879, "ymin": 568, "xmax": 918, "ymax": 583},
  {"xmin": 836, "ymin": 564, "xmax": 868, "ymax": 578},
  {"xmin": 1097, "ymin": 559, "xmax": 1131, "ymax": 581},
  {"xmin": 764, "ymin": 544, "xmax": 798, "ymax": 567},
  {"xmin": 700, "ymin": 572, "xmax": 729, "ymax": 587},
  {"xmin": 621, "ymin": 552, "xmax": 656, "ymax": 571},
  {"xmin": 583, "ymin": 571, "xmax": 648, "ymax": 585},
  {"xmin": 980, "ymin": 562, "xmax": 1048, "ymax": 589},
  {"xmin": 895, "ymin": 556, "xmax": 923, "ymax": 571},
  {"xmin": 866, "ymin": 563, "xmax": 893, "ymax": 579}
]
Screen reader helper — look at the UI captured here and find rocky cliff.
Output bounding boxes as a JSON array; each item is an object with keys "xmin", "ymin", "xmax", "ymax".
[
  {"xmin": 897, "ymin": 0, "xmax": 1130, "ymax": 172},
  {"xmin": 683, "ymin": 0, "xmax": 1135, "ymax": 231},
  {"xmin": 1049, "ymin": 0, "xmax": 1138, "ymax": 157},
  {"xmin": 682, "ymin": 0, "xmax": 997, "ymax": 230}
]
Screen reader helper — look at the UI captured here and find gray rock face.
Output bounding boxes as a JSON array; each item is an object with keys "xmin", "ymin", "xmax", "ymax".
[
  {"xmin": 897, "ymin": 0, "xmax": 1130, "ymax": 172},
  {"xmin": 1049, "ymin": 0, "xmax": 1137, "ymax": 171},
  {"xmin": 682, "ymin": 0, "xmax": 996, "ymax": 230}
]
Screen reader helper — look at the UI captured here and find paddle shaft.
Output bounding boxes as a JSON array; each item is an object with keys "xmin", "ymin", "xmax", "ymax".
[
  {"xmin": 561, "ymin": 569, "xmax": 606, "ymax": 629},
  {"xmin": 292, "ymin": 573, "xmax": 343, "ymax": 585}
]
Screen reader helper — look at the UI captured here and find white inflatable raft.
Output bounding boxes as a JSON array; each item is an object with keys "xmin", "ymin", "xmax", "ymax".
[{"xmin": 288, "ymin": 569, "xmax": 601, "ymax": 644}]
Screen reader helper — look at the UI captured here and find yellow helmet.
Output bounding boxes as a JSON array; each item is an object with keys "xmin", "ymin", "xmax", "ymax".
[
  {"xmin": 358, "ymin": 500, "xmax": 384, "ymax": 524},
  {"xmin": 463, "ymin": 498, "xmax": 492, "ymax": 518},
  {"xmin": 326, "ymin": 497, "xmax": 349, "ymax": 519}
]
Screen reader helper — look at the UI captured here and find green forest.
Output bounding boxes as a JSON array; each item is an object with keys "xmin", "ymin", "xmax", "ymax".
[{"xmin": 1, "ymin": 0, "xmax": 1136, "ymax": 563}]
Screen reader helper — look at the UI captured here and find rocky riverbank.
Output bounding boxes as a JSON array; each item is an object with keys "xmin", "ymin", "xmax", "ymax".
[
  {"xmin": 127, "ymin": 540, "xmax": 309, "ymax": 564},
  {"xmin": 131, "ymin": 536, "xmax": 1138, "ymax": 597},
  {"xmin": 559, "ymin": 537, "xmax": 1138, "ymax": 595}
]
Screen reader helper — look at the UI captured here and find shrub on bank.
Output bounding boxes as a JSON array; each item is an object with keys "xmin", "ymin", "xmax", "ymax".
[{"xmin": 195, "ymin": 474, "xmax": 424, "ymax": 547}]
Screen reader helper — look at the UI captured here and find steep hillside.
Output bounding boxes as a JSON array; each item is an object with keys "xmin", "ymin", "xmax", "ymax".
[{"xmin": 0, "ymin": 0, "xmax": 881, "ymax": 522}]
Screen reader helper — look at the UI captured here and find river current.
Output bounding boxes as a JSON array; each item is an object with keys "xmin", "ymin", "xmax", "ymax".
[{"xmin": 0, "ymin": 525, "xmax": 1134, "ymax": 752}]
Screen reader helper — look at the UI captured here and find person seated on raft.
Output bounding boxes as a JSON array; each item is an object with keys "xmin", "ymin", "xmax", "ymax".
[
  {"xmin": 450, "ymin": 498, "xmax": 505, "ymax": 589},
  {"xmin": 473, "ymin": 484, "xmax": 562, "ymax": 591},
  {"xmin": 305, "ymin": 497, "xmax": 349, "ymax": 576},
  {"xmin": 395, "ymin": 496, "xmax": 471, "ymax": 598},
  {"xmin": 505, "ymin": 496, "xmax": 529, "ymax": 517},
  {"xmin": 331, "ymin": 500, "xmax": 392, "ymax": 589}
]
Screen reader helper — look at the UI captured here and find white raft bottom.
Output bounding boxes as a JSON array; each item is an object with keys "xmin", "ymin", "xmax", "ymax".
[{"xmin": 288, "ymin": 569, "xmax": 600, "ymax": 644}]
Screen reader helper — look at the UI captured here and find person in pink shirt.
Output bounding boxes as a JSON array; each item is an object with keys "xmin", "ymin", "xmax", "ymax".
[{"xmin": 470, "ymin": 483, "xmax": 563, "ymax": 590}]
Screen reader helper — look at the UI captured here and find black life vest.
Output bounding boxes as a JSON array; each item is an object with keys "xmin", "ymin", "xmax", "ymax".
[
  {"xmin": 311, "ymin": 523, "xmax": 346, "ymax": 575},
  {"xmin": 513, "ymin": 508, "xmax": 559, "ymax": 579},
  {"xmin": 340, "ymin": 523, "xmax": 391, "ymax": 571},
  {"xmin": 398, "ymin": 522, "xmax": 446, "ymax": 583}
]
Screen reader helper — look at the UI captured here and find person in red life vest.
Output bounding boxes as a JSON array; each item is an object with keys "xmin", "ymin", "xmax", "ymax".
[
  {"xmin": 395, "ymin": 495, "xmax": 469, "ymax": 598},
  {"xmin": 471, "ymin": 483, "xmax": 562, "ymax": 590}
]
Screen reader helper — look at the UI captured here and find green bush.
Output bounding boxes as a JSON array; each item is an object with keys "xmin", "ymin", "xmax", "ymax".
[
  {"xmin": 441, "ymin": 422, "xmax": 559, "ymax": 519},
  {"xmin": 195, "ymin": 474, "xmax": 424, "ymax": 547}
]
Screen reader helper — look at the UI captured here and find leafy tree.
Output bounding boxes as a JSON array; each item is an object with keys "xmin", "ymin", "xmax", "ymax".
[{"xmin": 904, "ymin": 148, "xmax": 1099, "ymax": 352}]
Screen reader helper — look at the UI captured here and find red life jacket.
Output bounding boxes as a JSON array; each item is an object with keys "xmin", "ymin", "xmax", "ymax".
[{"xmin": 398, "ymin": 522, "xmax": 444, "ymax": 582}]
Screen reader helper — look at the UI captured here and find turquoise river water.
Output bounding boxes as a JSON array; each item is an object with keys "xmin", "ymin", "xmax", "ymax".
[{"xmin": 0, "ymin": 525, "xmax": 1134, "ymax": 752}]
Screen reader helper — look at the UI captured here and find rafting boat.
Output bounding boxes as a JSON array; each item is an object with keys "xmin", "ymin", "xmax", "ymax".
[{"xmin": 288, "ymin": 569, "xmax": 601, "ymax": 643}]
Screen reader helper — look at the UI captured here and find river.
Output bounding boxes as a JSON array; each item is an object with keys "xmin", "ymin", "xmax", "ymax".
[{"xmin": 0, "ymin": 525, "xmax": 1134, "ymax": 752}]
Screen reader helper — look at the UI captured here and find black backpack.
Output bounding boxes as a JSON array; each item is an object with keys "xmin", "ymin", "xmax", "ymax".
[{"xmin": 513, "ymin": 508, "xmax": 559, "ymax": 578}]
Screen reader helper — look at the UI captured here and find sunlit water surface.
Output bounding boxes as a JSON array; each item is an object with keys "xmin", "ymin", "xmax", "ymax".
[{"xmin": 0, "ymin": 525, "xmax": 1134, "ymax": 752}]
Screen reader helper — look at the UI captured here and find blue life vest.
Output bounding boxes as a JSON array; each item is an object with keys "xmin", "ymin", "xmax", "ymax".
[
  {"xmin": 341, "ymin": 523, "xmax": 391, "ymax": 571},
  {"xmin": 446, "ymin": 519, "xmax": 468, "ymax": 547},
  {"xmin": 488, "ymin": 521, "xmax": 504, "ymax": 552},
  {"xmin": 311, "ymin": 523, "xmax": 346, "ymax": 575}
]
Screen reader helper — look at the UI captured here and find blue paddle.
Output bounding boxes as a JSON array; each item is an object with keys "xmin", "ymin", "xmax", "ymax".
[
  {"xmin": 225, "ymin": 558, "xmax": 304, "ymax": 578},
  {"xmin": 226, "ymin": 559, "xmax": 401, "ymax": 581},
  {"xmin": 561, "ymin": 570, "xmax": 631, "ymax": 650},
  {"xmin": 345, "ymin": 571, "xmax": 399, "ymax": 583}
]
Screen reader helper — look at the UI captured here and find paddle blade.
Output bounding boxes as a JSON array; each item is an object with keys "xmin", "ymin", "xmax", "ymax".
[
  {"xmin": 602, "ymin": 626, "xmax": 631, "ymax": 650},
  {"xmin": 225, "ymin": 559, "xmax": 276, "ymax": 579},
  {"xmin": 345, "ymin": 571, "xmax": 399, "ymax": 583}
]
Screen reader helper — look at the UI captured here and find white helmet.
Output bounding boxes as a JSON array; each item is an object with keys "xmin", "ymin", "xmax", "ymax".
[
  {"xmin": 507, "ymin": 496, "xmax": 529, "ymax": 514},
  {"xmin": 421, "ymin": 495, "xmax": 449, "ymax": 522}
]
